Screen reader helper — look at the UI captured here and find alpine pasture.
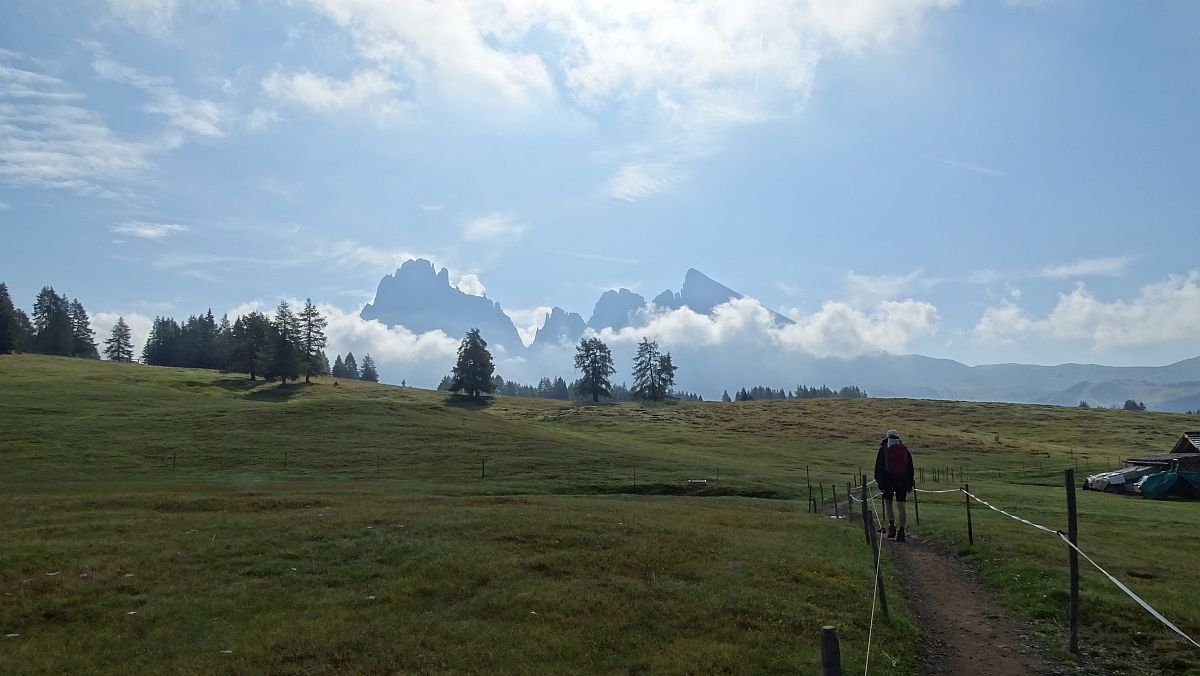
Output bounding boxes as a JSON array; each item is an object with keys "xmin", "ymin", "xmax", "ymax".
[{"xmin": 2, "ymin": 355, "xmax": 1198, "ymax": 674}]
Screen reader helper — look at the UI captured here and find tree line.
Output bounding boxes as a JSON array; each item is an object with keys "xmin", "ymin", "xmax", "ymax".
[
  {"xmin": 443, "ymin": 330, "xmax": 683, "ymax": 402},
  {"xmin": 0, "ymin": 283, "xmax": 99, "ymax": 358},
  {"xmin": 721, "ymin": 384, "xmax": 869, "ymax": 402}
]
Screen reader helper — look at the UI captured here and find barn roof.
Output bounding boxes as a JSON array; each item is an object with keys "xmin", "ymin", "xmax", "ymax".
[{"xmin": 1171, "ymin": 432, "xmax": 1200, "ymax": 455}]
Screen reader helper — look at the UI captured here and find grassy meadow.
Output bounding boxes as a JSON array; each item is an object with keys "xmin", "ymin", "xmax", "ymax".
[{"xmin": 2, "ymin": 354, "xmax": 1199, "ymax": 674}]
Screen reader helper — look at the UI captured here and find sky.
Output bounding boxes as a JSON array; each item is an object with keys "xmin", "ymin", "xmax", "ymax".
[{"xmin": 2, "ymin": 0, "xmax": 1199, "ymax": 385}]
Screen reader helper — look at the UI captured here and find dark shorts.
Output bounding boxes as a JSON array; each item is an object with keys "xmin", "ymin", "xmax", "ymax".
[
  {"xmin": 880, "ymin": 477, "xmax": 911, "ymax": 502},
  {"xmin": 882, "ymin": 488, "xmax": 908, "ymax": 502}
]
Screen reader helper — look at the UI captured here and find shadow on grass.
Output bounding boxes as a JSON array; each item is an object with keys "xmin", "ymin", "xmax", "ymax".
[
  {"xmin": 244, "ymin": 382, "xmax": 310, "ymax": 403},
  {"xmin": 443, "ymin": 393, "xmax": 494, "ymax": 408}
]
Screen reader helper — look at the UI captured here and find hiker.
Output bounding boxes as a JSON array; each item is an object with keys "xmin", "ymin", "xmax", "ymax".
[{"xmin": 874, "ymin": 428, "xmax": 915, "ymax": 542}]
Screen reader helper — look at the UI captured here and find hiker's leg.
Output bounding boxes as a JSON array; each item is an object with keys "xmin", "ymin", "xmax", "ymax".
[
  {"xmin": 883, "ymin": 498, "xmax": 895, "ymax": 523},
  {"xmin": 897, "ymin": 500, "xmax": 907, "ymax": 528}
]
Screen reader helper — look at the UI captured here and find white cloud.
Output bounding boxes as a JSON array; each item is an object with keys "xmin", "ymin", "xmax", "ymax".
[
  {"xmin": 844, "ymin": 269, "xmax": 931, "ymax": 306},
  {"xmin": 262, "ymin": 70, "xmax": 409, "ymax": 121},
  {"xmin": 595, "ymin": 295, "xmax": 938, "ymax": 358},
  {"xmin": 973, "ymin": 271, "xmax": 1200, "ymax": 349},
  {"xmin": 1037, "ymin": 255, "xmax": 1132, "ymax": 279},
  {"xmin": 605, "ymin": 161, "xmax": 686, "ymax": 201},
  {"xmin": 319, "ymin": 303, "xmax": 460, "ymax": 381},
  {"xmin": 111, "ymin": 221, "xmax": 188, "ymax": 240},
  {"xmin": 508, "ymin": 306, "xmax": 553, "ymax": 347},
  {"xmin": 929, "ymin": 156, "xmax": 1004, "ymax": 177},
  {"xmin": 105, "ymin": 0, "xmax": 180, "ymax": 36},
  {"xmin": 561, "ymin": 251, "xmax": 638, "ymax": 265},
  {"xmin": 92, "ymin": 311, "xmax": 154, "ymax": 359},
  {"xmin": 246, "ymin": 107, "xmax": 280, "ymax": 132},
  {"xmin": 462, "ymin": 212, "xmax": 526, "ymax": 242},
  {"xmin": 0, "ymin": 55, "xmax": 155, "ymax": 195},
  {"xmin": 88, "ymin": 44, "xmax": 225, "ymax": 139},
  {"xmin": 455, "ymin": 273, "xmax": 486, "ymax": 297}
]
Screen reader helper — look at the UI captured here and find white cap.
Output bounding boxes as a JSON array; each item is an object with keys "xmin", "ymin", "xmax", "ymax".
[{"xmin": 886, "ymin": 429, "xmax": 899, "ymax": 439}]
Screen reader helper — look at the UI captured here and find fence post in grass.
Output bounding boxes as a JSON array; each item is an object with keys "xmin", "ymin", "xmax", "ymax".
[
  {"xmin": 173, "ymin": 451, "xmax": 176, "ymax": 470},
  {"xmin": 864, "ymin": 507, "xmax": 890, "ymax": 619},
  {"xmin": 1066, "ymin": 468, "xmax": 1080, "ymax": 654},
  {"xmin": 821, "ymin": 626, "xmax": 842, "ymax": 676},
  {"xmin": 283, "ymin": 450, "xmax": 287, "ymax": 470},
  {"xmin": 376, "ymin": 454, "xmax": 380, "ymax": 473},
  {"xmin": 481, "ymin": 458, "xmax": 486, "ymax": 479},
  {"xmin": 913, "ymin": 487, "xmax": 920, "ymax": 525},
  {"xmin": 964, "ymin": 483, "xmax": 974, "ymax": 545},
  {"xmin": 861, "ymin": 475, "xmax": 871, "ymax": 546},
  {"xmin": 832, "ymin": 484, "xmax": 840, "ymax": 519},
  {"xmin": 820, "ymin": 482, "xmax": 825, "ymax": 506},
  {"xmin": 807, "ymin": 465, "xmax": 812, "ymax": 498},
  {"xmin": 846, "ymin": 482, "xmax": 854, "ymax": 524}
]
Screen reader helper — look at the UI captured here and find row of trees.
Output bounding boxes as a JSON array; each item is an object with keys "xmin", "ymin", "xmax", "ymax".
[
  {"xmin": 722, "ymin": 384, "xmax": 869, "ymax": 402},
  {"xmin": 1078, "ymin": 399, "xmax": 1149, "ymax": 411},
  {"xmin": 464, "ymin": 374, "xmax": 704, "ymax": 403},
  {"xmin": 331, "ymin": 352, "xmax": 379, "ymax": 382},
  {"xmin": 0, "ymin": 284, "xmax": 99, "ymax": 359},
  {"xmin": 444, "ymin": 330, "xmax": 682, "ymax": 402}
]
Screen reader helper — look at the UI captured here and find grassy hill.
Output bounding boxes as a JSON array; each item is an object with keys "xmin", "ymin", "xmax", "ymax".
[{"xmin": 2, "ymin": 355, "xmax": 1199, "ymax": 674}]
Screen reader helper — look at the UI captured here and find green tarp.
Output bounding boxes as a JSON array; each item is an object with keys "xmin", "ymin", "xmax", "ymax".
[{"xmin": 1140, "ymin": 470, "xmax": 1200, "ymax": 500}]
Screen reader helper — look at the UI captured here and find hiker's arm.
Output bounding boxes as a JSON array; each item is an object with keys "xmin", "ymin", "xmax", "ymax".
[
  {"xmin": 873, "ymin": 444, "xmax": 885, "ymax": 483},
  {"xmin": 907, "ymin": 451, "xmax": 915, "ymax": 486}
]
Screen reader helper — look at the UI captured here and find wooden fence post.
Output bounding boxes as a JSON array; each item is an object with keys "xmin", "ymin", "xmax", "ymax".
[
  {"xmin": 964, "ymin": 483, "xmax": 974, "ymax": 545},
  {"xmin": 846, "ymin": 482, "xmax": 854, "ymax": 524},
  {"xmin": 481, "ymin": 458, "xmax": 486, "ymax": 479},
  {"xmin": 820, "ymin": 482, "xmax": 825, "ymax": 507},
  {"xmin": 173, "ymin": 451, "xmax": 177, "ymax": 470},
  {"xmin": 821, "ymin": 626, "xmax": 842, "ymax": 676},
  {"xmin": 913, "ymin": 487, "xmax": 920, "ymax": 525},
  {"xmin": 861, "ymin": 475, "xmax": 871, "ymax": 546},
  {"xmin": 1066, "ymin": 468, "xmax": 1080, "ymax": 654},
  {"xmin": 283, "ymin": 450, "xmax": 287, "ymax": 470},
  {"xmin": 832, "ymin": 485, "xmax": 840, "ymax": 519}
]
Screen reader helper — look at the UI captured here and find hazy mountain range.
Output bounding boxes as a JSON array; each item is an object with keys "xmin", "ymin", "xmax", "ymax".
[{"xmin": 361, "ymin": 259, "xmax": 1200, "ymax": 411}]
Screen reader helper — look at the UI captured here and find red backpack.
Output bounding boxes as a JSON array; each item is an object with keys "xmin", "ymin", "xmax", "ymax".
[{"xmin": 886, "ymin": 442, "xmax": 908, "ymax": 475}]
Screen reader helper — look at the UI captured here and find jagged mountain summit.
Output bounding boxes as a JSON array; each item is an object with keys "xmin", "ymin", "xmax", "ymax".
[
  {"xmin": 360, "ymin": 259, "xmax": 524, "ymax": 353},
  {"xmin": 651, "ymin": 268, "xmax": 793, "ymax": 325}
]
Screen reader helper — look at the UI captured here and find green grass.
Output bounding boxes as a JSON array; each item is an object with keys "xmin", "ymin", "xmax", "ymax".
[{"xmin": 2, "ymin": 354, "xmax": 1198, "ymax": 674}]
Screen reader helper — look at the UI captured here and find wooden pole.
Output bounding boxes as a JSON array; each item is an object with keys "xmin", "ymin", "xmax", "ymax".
[
  {"xmin": 832, "ymin": 485, "xmax": 840, "ymax": 519},
  {"xmin": 819, "ymin": 482, "xmax": 825, "ymax": 506},
  {"xmin": 172, "ymin": 451, "xmax": 176, "ymax": 470},
  {"xmin": 913, "ymin": 487, "xmax": 920, "ymax": 525},
  {"xmin": 481, "ymin": 459, "xmax": 486, "ymax": 479},
  {"xmin": 860, "ymin": 475, "xmax": 871, "ymax": 545},
  {"xmin": 821, "ymin": 626, "xmax": 842, "ymax": 676},
  {"xmin": 283, "ymin": 450, "xmax": 287, "ymax": 470},
  {"xmin": 965, "ymin": 483, "xmax": 974, "ymax": 545},
  {"xmin": 846, "ymin": 482, "xmax": 854, "ymax": 524},
  {"xmin": 865, "ymin": 508, "xmax": 889, "ymax": 619},
  {"xmin": 1066, "ymin": 468, "xmax": 1080, "ymax": 654}
]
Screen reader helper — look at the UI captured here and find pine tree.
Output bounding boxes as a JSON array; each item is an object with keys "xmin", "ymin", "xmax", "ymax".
[
  {"xmin": 216, "ymin": 314, "xmax": 233, "ymax": 369},
  {"xmin": 360, "ymin": 353, "xmax": 379, "ymax": 382},
  {"xmin": 314, "ymin": 350, "xmax": 331, "ymax": 376},
  {"xmin": 104, "ymin": 317, "xmax": 135, "ymax": 362},
  {"xmin": 0, "ymin": 282, "xmax": 16, "ymax": 354},
  {"xmin": 721, "ymin": 390, "xmax": 732, "ymax": 403},
  {"xmin": 332, "ymin": 354, "xmax": 346, "ymax": 379},
  {"xmin": 12, "ymin": 308, "xmax": 34, "ymax": 352},
  {"xmin": 449, "ymin": 328, "xmax": 495, "ymax": 400},
  {"xmin": 573, "ymin": 337, "xmax": 616, "ymax": 403},
  {"xmin": 344, "ymin": 352, "xmax": 360, "ymax": 380},
  {"xmin": 229, "ymin": 312, "xmax": 270, "ymax": 379},
  {"xmin": 32, "ymin": 287, "xmax": 73, "ymax": 356},
  {"xmin": 264, "ymin": 300, "xmax": 302, "ymax": 384},
  {"xmin": 658, "ymin": 352, "xmax": 677, "ymax": 398},
  {"xmin": 298, "ymin": 298, "xmax": 328, "ymax": 384}
]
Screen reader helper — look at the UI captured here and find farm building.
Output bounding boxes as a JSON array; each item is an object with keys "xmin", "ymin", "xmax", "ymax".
[{"xmin": 1084, "ymin": 432, "xmax": 1200, "ymax": 498}]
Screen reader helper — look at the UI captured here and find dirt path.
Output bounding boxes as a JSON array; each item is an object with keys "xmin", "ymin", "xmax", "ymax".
[{"xmin": 885, "ymin": 529, "xmax": 1059, "ymax": 675}]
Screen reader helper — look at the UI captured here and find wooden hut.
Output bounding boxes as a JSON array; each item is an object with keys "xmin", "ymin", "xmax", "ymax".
[{"xmin": 1124, "ymin": 432, "xmax": 1200, "ymax": 472}]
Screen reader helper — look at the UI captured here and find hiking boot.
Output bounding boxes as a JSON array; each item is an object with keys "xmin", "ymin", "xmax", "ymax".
[
  {"xmin": 887, "ymin": 524, "xmax": 896, "ymax": 539},
  {"xmin": 896, "ymin": 528, "xmax": 906, "ymax": 543}
]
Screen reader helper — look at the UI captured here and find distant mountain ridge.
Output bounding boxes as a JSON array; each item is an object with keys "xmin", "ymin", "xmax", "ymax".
[{"xmin": 360, "ymin": 259, "xmax": 1200, "ymax": 410}]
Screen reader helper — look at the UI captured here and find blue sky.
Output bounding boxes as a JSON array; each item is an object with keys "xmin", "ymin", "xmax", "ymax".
[{"xmin": 2, "ymin": 0, "xmax": 1199, "ymax": 381}]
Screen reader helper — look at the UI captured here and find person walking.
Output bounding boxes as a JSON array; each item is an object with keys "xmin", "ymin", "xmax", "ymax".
[{"xmin": 874, "ymin": 428, "xmax": 915, "ymax": 542}]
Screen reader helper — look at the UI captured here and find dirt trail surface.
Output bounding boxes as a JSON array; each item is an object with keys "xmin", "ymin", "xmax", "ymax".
[{"xmin": 887, "ymin": 530, "xmax": 1060, "ymax": 675}]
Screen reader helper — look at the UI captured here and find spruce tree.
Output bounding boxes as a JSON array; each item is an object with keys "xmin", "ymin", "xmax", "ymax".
[
  {"xmin": 449, "ymin": 328, "xmax": 495, "ymax": 400},
  {"xmin": 71, "ymin": 303, "xmax": 101, "ymax": 358},
  {"xmin": 630, "ymin": 338, "xmax": 666, "ymax": 401},
  {"xmin": 314, "ymin": 351, "xmax": 331, "ymax": 376},
  {"xmin": 360, "ymin": 353, "xmax": 379, "ymax": 382},
  {"xmin": 657, "ymin": 352, "xmax": 677, "ymax": 398},
  {"xmin": 12, "ymin": 308, "xmax": 34, "ymax": 352},
  {"xmin": 104, "ymin": 317, "xmax": 135, "ymax": 362},
  {"xmin": 332, "ymin": 354, "xmax": 346, "ymax": 378},
  {"xmin": 264, "ymin": 300, "xmax": 302, "ymax": 384},
  {"xmin": 141, "ymin": 316, "xmax": 182, "ymax": 366},
  {"xmin": 344, "ymin": 352, "xmax": 360, "ymax": 380},
  {"xmin": 721, "ymin": 390, "xmax": 732, "ymax": 403},
  {"xmin": 298, "ymin": 298, "xmax": 328, "ymax": 383},
  {"xmin": 32, "ymin": 287, "xmax": 73, "ymax": 356},
  {"xmin": 573, "ymin": 337, "xmax": 616, "ymax": 402},
  {"xmin": 229, "ymin": 312, "xmax": 269, "ymax": 379},
  {"xmin": 0, "ymin": 282, "xmax": 15, "ymax": 354}
]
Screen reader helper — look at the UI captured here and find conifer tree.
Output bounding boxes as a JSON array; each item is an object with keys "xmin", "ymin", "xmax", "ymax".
[
  {"xmin": 264, "ymin": 300, "xmax": 302, "ymax": 384},
  {"xmin": 12, "ymin": 308, "xmax": 34, "ymax": 352},
  {"xmin": 298, "ymin": 298, "xmax": 328, "ymax": 383},
  {"xmin": 32, "ymin": 287, "xmax": 73, "ymax": 356},
  {"xmin": 360, "ymin": 353, "xmax": 379, "ymax": 382},
  {"xmin": 314, "ymin": 350, "xmax": 331, "ymax": 376},
  {"xmin": 630, "ymin": 338, "xmax": 674, "ymax": 401},
  {"xmin": 104, "ymin": 317, "xmax": 135, "ymax": 362},
  {"xmin": 449, "ymin": 328, "xmax": 495, "ymax": 400},
  {"xmin": 229, "ymin": 312, "xmax": 270, "ymax": 379},
  {"xmin": 573, "ymin": 337, "xmax": 616, "ymax": 402},
  {"xmin": 332, "ymin": 354, "xmax": 346, "ymax": 379},
  {"xmin": 141, "ymin": 316, "xmax": 182, "ymax": 366},
  {"xmin": 0, "ymin": 282, "xmax": 16, "ymax": 354},
  {"xmin": 344, "ymin": 352, "xmax": 360, "ymax": 380},
  {"xmin": 721, "ymin": 390, "xmax": 732, "ymax": 403}
]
